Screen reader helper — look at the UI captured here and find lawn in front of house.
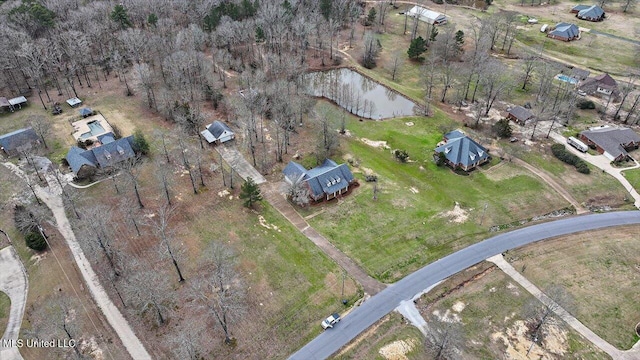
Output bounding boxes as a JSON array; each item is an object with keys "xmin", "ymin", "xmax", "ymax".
[
  {"xmin": 307, "ymin": 102, "xmax": 569, "ymax": 282},
  {"xmin": 622, "ymin": 168, "xmax": 640, "ymax": 194},
  {"xmin": 504, "ymin": 141, "xmax": 631, "ymax": 209},
  {"xmin": 506, "ymin": 226, "xmax": 640, "ymax": 350}
]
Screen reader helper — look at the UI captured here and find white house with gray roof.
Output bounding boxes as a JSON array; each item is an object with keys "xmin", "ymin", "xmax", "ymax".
[
  {"xmin": 435, "ymin": 130, "xmax": 490, "ymax": 171},
  {"xmin": 283, "ymin": 159, "xmax": 356, "ymax": 201},
  {"xmin": 201, "ymin": 121, "xmax": 234, "ymax": 145}
]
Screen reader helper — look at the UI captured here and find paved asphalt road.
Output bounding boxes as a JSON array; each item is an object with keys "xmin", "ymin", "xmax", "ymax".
[{"xmin": 290, "ymin": 211, "xmax": 640, "ymax": 360}]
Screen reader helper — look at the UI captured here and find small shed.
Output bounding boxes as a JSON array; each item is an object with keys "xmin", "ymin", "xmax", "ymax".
[
  {"xmin": 507, "ymin": 106, "xmax": 535, "ymax": 125},
  {"xmin": 0, "ymin": 97, "xmax": 10, "ymax": 111},
  {"xmin": 66, "ymin": 97, "xmax": 82, "ymax": 108},
  {"xmin": 8, "ymin": 96, "xmax": 27, "ymax": 111},
  {"xmin": 79, "ymin": 108, "xmax": 93, "ymax": 118}
]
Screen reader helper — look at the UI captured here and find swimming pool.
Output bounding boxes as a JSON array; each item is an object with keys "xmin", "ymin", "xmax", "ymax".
[
  {"xmin": 556, "ymin": 74, "xmax": 579, "ymax": 84},
  {"xmin": 80, "ymin": 121, "xmax": 107, "ymax": 139}
]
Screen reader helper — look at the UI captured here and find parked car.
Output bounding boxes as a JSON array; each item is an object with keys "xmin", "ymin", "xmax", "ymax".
[
  {"xmin": 577, "ymin": 90, "xmax": 587, "ymax": 96},
  {"xmin": 321, "ymin": 313, "xmax": 341, "ymax": 329}
]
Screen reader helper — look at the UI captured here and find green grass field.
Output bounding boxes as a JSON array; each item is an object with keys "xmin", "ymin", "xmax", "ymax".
[
  {"xmin": 508, "ymin": 227, "xmax": 640, "ymax": 350},
  {"xmin": 417, "ymin": 263, "xmax": 608, "ymax": 358},
  {"xmin": 0, "ymin": 291, "xmax": 10, "ymax": 336},
  {"xmin": 622, "ymin": 168, "xmax": 640, "ymax": 194},
  {"xmin": 308, "ymin": 102, "xmax": 568, "ymax": 282}
]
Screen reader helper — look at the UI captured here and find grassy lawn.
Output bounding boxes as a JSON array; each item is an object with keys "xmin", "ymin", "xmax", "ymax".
[
  {"xmin": 416, "ymin": 262, "xmax": 608, "ymax": 359},
  {"xmin": 622, "ymin": 168, "xmax": 640, "ymax": 194},
  {"xmin": 308, "ymin": 102, "xmax": 568, "ymax": 282},
  {"xmin": 506, "ymin": 226, "xmax": 640, "ymax": 350},
  {"xmin": 333, "ymin": 312, "xmax": 425, "ymax": 360},
  {"xmin": 0, "ymin": 291, "xmax": 9, "ymax": 336},
  {"xmin": 506, "ymin": 140, "xmax": 631, "ymax": 209}
]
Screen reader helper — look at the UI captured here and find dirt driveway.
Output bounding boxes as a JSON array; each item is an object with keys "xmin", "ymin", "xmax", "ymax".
[{"xmin": 0, "ymin": 245, "xmax": 28, "ymax": 360}]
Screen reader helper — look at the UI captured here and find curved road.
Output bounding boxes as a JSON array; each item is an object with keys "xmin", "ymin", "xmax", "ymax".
[
  {"xmin": 0, "ymin": 242, "xmax": 28, "ymax": 360},
  {"xmin": 290, "ymin": 211, "xmax": 640, "ymax": 359}
]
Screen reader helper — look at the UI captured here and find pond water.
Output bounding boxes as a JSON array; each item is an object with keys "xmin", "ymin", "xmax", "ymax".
[{"xmin": 306, "ymin": 68, "xmax": 417, "ymax": 119}]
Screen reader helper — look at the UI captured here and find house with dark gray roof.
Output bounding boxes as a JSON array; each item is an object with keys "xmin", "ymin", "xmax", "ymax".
[
  {"xmin": 507, "ymin": 106, "xmax": 535, "ymax": 125},
  {"xmin": 576, "ymin": 5, "xmax": 605, "ymax": 21},
  {"xmin": 579, "ymin": 127, "xmax": 640, "ymax": 162},
  {"xmin": 434, "ymin": 130, "xmax": 490, "ymax": 171},
  {"xmin": 65, "ymin": 134, "xmax": 136, "ymax": 179},
  {"xmin": 578, "ymin": 73, "xmax": 619, "ymax": 100},
  {"xmin": 570, "ymin": 4, "xmax": 592, "ymax": 13},
  {"xmin": 0, "ymin": 127, "xmax": 40, "ymax": 157},
  {"xmin": 547, "ymin": 22, "xmax": 580, "ymax": 41},
  {"xmin": 283, "ymin": 159, "xmax": 356, "ymax": 201},
  {"xmin": 201, "ymin": 121, "xmax": 234, "ymax": 145}
]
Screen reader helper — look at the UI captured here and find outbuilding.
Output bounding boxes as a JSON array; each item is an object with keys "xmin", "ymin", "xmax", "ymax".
[
  {"xmin": 407, "ymin": 6, "xmax": 447, "ymax": 25},
  {"xmin": 201, "ymin": 121, "xmax": 235, "ymax": 145}
]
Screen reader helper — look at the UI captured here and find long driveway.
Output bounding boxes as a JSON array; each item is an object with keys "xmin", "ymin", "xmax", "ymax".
[
  {"xmin": 2, "ymin": 163, "xmax": 152, "ymax": 360},
  {"xmin": 289, "ymin": 211, "xmax": 640, "ymax": 359},
  {"xmin": 0, "ymin": 243, "xmax": 28, "ymax": 360}
]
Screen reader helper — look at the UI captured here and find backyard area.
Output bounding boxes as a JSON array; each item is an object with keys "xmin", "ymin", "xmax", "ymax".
[{"xmin": 506, "ymin": 225, "xmax": 640, "ymax": 350}]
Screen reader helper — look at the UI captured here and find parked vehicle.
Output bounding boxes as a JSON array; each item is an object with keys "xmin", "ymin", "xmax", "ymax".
[
  {"xmin": 321, "ymin": 313, "xmax": 341, "ymax": 329},
  {"xmin": 567, "ymin": 136, "xmax": 588, "ymax": 152},
  {"xmin": 577, "ymin": 90, "xmax": 587, "ymax": 96}
]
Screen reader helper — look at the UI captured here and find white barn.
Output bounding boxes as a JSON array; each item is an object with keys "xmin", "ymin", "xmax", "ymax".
[{"xmin": 407, "ymin": 6, "xmax": 447, "ymax": 25}]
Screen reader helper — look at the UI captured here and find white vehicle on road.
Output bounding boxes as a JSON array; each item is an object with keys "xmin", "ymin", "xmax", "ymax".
[{"xmin": 321, "ymin": 313, "xmax": 341, "ymax": 329}]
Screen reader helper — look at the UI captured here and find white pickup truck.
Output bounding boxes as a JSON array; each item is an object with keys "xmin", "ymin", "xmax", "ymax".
[{"xmin": 321, "ymin": 313, "xmax": 341, "ymax": 329}]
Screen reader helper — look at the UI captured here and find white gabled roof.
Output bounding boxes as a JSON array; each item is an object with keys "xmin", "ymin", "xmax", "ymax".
[{"xmin": 407, "ymin": 6, "xmax": 446, "ymax": 24}]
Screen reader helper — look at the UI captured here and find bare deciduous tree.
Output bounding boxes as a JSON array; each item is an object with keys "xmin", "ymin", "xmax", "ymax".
[
  {"xmin": 145, "ymin": 203, "xmax": 185, "ymax": 282},
  {"xmin": 28, "ymin": 114, "xmax": 51, "ymax": 149},
  {"xmin": 191, "ymin": 241, "xmax": 246, "ymax": 344},
  {"xmin": 424, "ymin": 316, "xmax": 465, "ymax": 360}
]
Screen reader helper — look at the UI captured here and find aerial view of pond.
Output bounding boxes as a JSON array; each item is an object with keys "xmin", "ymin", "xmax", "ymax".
[{"xmin": 305, "ymin": 68, "xmax": 417, "ymax": 119}]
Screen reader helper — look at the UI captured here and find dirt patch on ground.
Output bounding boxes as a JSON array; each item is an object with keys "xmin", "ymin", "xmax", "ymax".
[
  {"xmin": 438, "ymin": 202, "xmax": 470, "ymax": 223},
  {"xmin": 491, "ymin": 320, "xmax": 568, "ymax": 359},
  {"xmin": 378, "ymin": 338, "xmax": 418, "ymax": 360},
  {"xmin": 361, "ymin": 138, "xmax": 390, "ymax": 149}
]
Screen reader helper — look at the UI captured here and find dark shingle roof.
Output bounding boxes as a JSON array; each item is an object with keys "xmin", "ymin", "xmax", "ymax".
[
  {"xmin": 549, "ymin": 23, "xmax": 580, "ymax": 39},
  {"xmin": 0, "ymin": 127, "xmax": 39, "ymax": 152},
  {"xmin": 444, "ymin": 130, "xmax": 465, "ymax": 141},
  {"xmin": 580, "ymin": 73, "xmax": 618, "ymax": 91},
  {"xmin": 207, "ymin": 121, "xmax": 233, "ymax": 139},
  {"xmin": 0, "ymin": 97, "xmax": 9, "ymax": 107},
  {"xmin": 66, "ymin": 146, "xmax": 97, "ymax": 173},
  {"xmin": 572, "ymin": 4, "xmax": 591, "ymax": 11},
  {"xmin": 97, "ymin": 133, "xmax": 115, "ymax": 144},
  {"xmin": 435, "ymin": 134, "xmax": 489, "ymax": 168},
  {"xmin": 508, "ymin": 106, "xmax": 534, "ymax": 122},
  {"xmin": 580, "ymin": 127, "xmax": 640, "ymax": 159},
  {"xmin": 578, "ymin": 5, "xmax": 604, "ymax": 19},
  {"xmin": 283, "ymin": 159, "xmax": 355, "ymax": 198},
  {"xmin": 65, "ymin": 136, "xmax": 135, "ymax": 174}
]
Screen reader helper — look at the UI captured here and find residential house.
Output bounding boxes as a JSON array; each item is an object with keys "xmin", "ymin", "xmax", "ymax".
[
  {"xmin": 407, "ymin": 6, "xmax": 447, "ymax": 25},
  {"xmin": 579, "ymin": 127, "xmax": 640, "ymax": 161},
  {"xmin": 0, "ymin": 127, "xmax": 40, "ymax": 157},
  {"xmin": 559, "ymin": 65, "xmax": 590, "ymax": 82},
  {"xmin": 434, "ymin": 130, "xmax": 490, "ymax": 171},
  {"xmin": 547, "ymin": 22, "xmax": 580, "ymax": 41},
  {"xmin": 574, "ymin": 5, "xmax": 605, "ymax": 21},
  {"xmin": 66, "ymin": 133, "xmax": 136, "ymax": 178},
  {"xmin": 570, "ymin": 4, "xmax": 592, "ymax": 13},
  {"xmin": 578, "ymin": 73, "xmax": 619, "ymax": 100},
  {"xmin": 507, "ymin": 106, "xmax": 535, "ymax": 125},
  {"xmin": 201, "ymin": 121, "xmax": 235, "ymax": 145},
  {"xmin": 283, "ymin": 159, "xmax": 356, "ymax": 201}
]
